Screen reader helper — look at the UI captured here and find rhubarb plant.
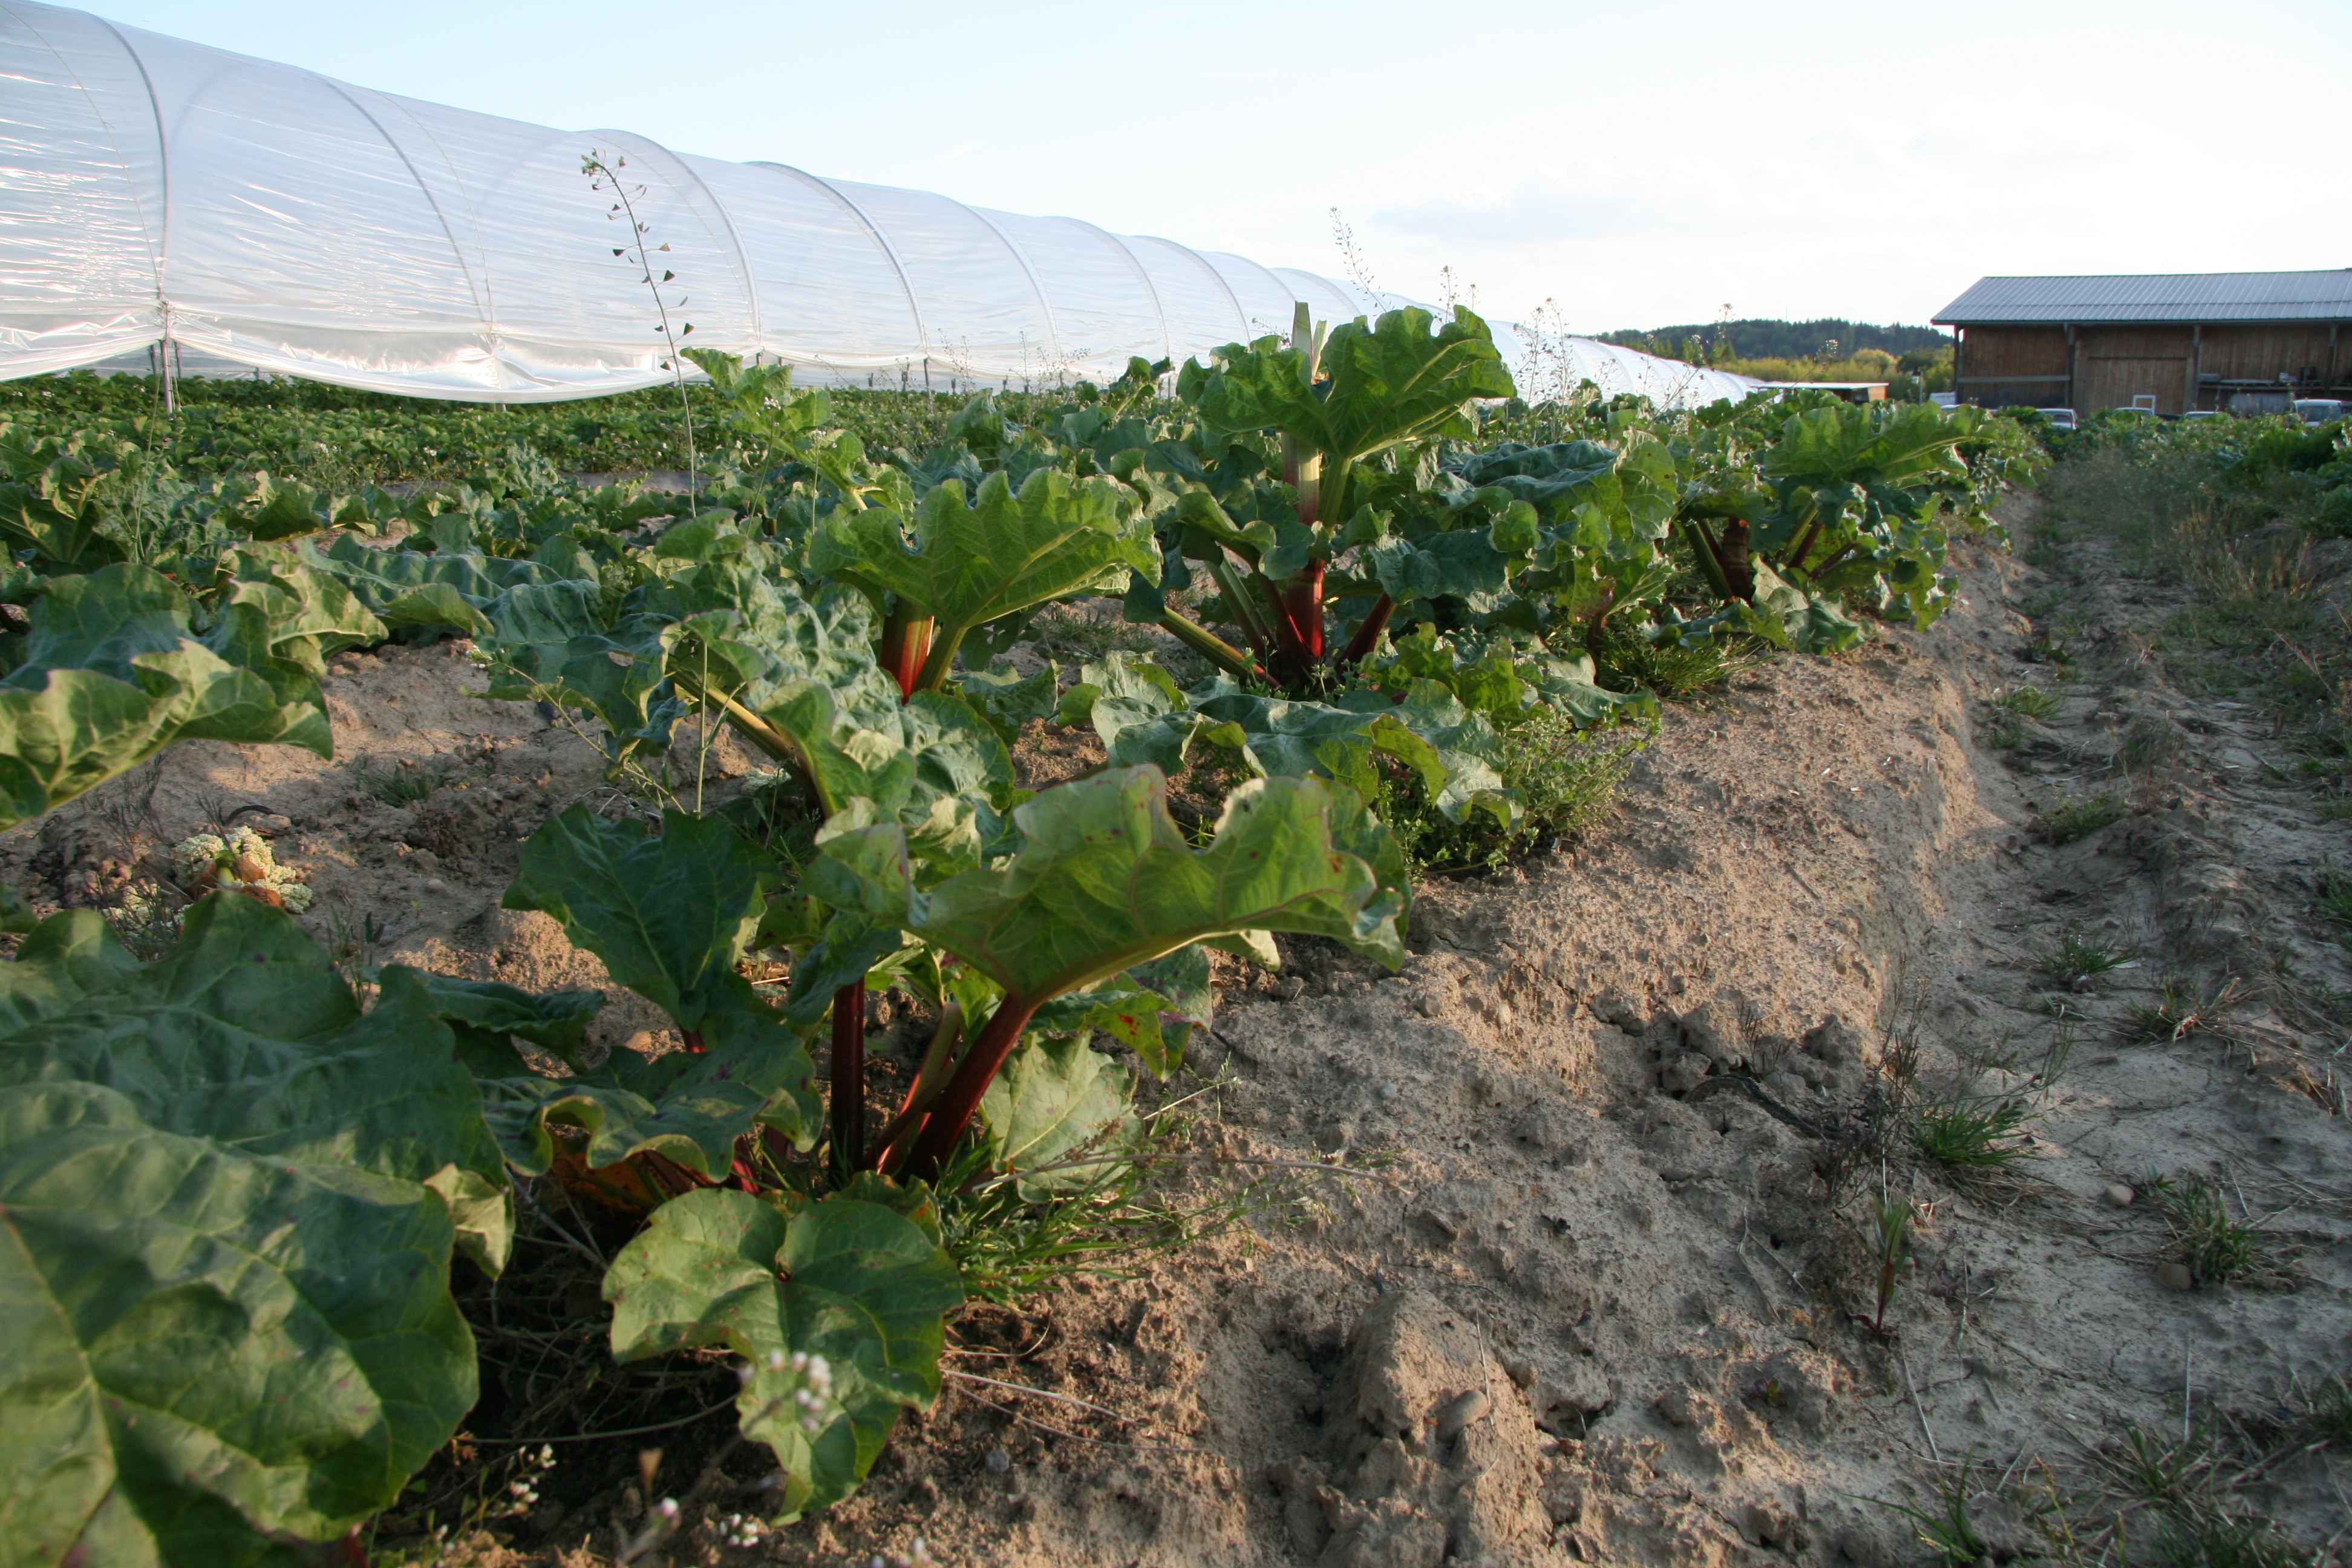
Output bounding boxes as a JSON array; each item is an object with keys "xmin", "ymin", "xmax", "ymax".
[
  {"xmin": 1153, "ymin": 304, "xmax": 1517, "ymax": 690},
  {"xmin": 808, "ymin": 466, "xmax": 1155, "ymax": 697},
  {"xmin": 1054, "ymin": 655, "xmax": 1515, "ymax": 827},
  {"xmin": 808, "ymin": 764, "xmax": 1406, "ymax": 1182},
  {"xmin": 1671, "ymin": 397, "xmax": 1990, "ymax": 645}
]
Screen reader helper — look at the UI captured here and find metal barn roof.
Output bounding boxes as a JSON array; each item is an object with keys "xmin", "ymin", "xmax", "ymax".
[{"xmin": 1933, "ymin": 270, "xmax": 2352, "ymax": 325}]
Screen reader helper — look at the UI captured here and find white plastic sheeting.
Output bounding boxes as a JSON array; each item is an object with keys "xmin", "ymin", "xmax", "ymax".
[{"xmin": 0, "ymin": 1, "xmax": 1758, "ymax": 408}]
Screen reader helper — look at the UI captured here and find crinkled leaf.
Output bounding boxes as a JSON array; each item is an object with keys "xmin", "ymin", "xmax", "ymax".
[
  {"xmin": 603, "ymin": 1183, "xmax": 962, "ymax": 1520},
  {"xmin": 978, "ymin": 1035, "xmax": 1134, "ymax": 1195},
  {"xmin": 1029, "ymin": 942, "xmax": 1210, "ymax": 1080},
  {"xmin": 955, "ymin": 661, "xmax": 1059, "ymax": 745},
  {"xmin": 1191, "ymin": 307, "xmax": 1516, "ymax": 467},
  {"xmin": 0, "ymin": 898, "xmax": 497, "ymax": 1188},
  {"xmin": 0, "ymin": 1078, "xmax": 477, "ymax": 1566},
  {"xmin": 1191, "ymin": 679, "xmax": 1513, "ymax": 825},
  {"xmin": 0, "ymin": 896, "xmax": 511, "ymax": 1274},
  {"xmin": 419, "ymin": 974, "xmax": 603, "ymax": 1067},
  {"xmin": 474, "ymin": 1008, "xmax": 817, "ymax": 1180},
  {"xmin": 1762, "ymin": 400, "xmax": 1970, "ymax": 490},
  {"xmin": 307, "ymin": 535, "xmax": 573, "ymax": 636},
  {"xmin": 502, "ymin": 807, "xmax": 775, "ymax": 1031},
  {"xmin": 0, "ymin": 563, "xmax": 382, "ymax": 831},
  {"xmin": 1366, "ymin": 528, "xmax": 1516, "ymax": 607},
  {"xmin": 1446, "ymin": 439, "xmax": 1620, "ymax": 511},
  {"xmin": 820, "ymin": 766, "xmax": 1405, "ymax": 1008},
  {"xmin": 808, "ymin": 466, "xmax": 1152, "ymax": 659}
]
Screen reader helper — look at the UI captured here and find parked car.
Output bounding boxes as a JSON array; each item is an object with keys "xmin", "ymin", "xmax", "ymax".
[
  {"xmin": 2227, "ymin": 388, "xmax": 2296, "ymax": 417},
  {"xmin": 2034, "ymin": 408, "xmax": 2079, "ymax": 432},
  {"xmin": 2293, "ymin": 398, "xmax": 2346, "ymax": 425}
]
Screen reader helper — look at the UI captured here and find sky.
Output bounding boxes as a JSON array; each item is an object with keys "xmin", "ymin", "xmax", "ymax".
[{"xmin": 80, "ymin": 0, "xmax": 2352, "ymax": 336}]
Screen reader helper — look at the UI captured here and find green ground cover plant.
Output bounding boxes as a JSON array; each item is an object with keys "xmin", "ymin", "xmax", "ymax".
[{"xmin": 0, "ymin": 309, "xmax": 2039, "ymax": 1561}]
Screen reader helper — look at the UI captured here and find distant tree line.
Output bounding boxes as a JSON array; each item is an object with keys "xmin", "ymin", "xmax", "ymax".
[{"xmin": 1596, "ymin": 318, "xmax": 1952, "ymax": 365}]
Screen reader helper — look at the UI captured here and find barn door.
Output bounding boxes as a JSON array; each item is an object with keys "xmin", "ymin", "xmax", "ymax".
[{"xmin": 2080, "ymin": 356, "xmax": 2187, "ymax": 414}]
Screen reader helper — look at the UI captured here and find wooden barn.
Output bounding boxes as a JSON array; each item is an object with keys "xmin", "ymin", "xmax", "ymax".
[{"xmin": 1932, "ymin": 270, "xmax": 2352, "ymax": 416}]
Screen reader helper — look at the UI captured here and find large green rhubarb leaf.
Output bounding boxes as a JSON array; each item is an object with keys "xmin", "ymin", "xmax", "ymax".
[
  {"xmin": 307, "ymin": 534, "xmax": 575, "ymax": 637},
  {"xmin": 0, "ymin": 898, "xmax": 503, "ymax": 1215},
  {"xmin": 0, "ymin": 896, "xmax": 490, "ymax": 1566},
  {"xmin": 978, "ymin": 1034, "xmax": 1134, "ymax": 1196},
  {"xmin": 603, "ymin": 1181, "xmax": 962, "ymax": 1520},
  {"xmin": 0, "ymin": 560, "xmax": 383, "ymax": 831},
  {"xmin": 818, "ymin": 765, "xmax": 1407, "ymax": 1007},
  {"xmin": 1188, "ymin": 306, "xmax": 1516, "ymax": 469},
  {"xmin": 807, "ymin": 466, "xmax": 1153, "ymax": 683},
  {"xmin": 0, "ymin": 1080, "xmax": 478, "ymax": 1568},
  {"xmin": 1760, "ymin": 399, "xmax": 1970, "ymax": 491},
  {"xmin": 501, "ymin": 806, "xmax": 776, "ymax": 1033}
]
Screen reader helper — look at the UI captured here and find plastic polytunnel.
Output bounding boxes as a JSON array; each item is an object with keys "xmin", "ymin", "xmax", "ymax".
[{"xmin": 0, "ymin": 1, "xmax": 1758, "ymax": 408}]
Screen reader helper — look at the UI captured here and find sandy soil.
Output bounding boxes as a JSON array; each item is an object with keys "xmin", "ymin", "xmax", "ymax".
[{"xmin": 7, "ymin": 501, "xmax": 2348, "ymax": 1566}]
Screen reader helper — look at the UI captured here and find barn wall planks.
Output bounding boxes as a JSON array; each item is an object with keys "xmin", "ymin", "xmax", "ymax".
[
  {"xmin": 1959, "ymin": 320, "xmax": 2350, "ymax": 412},
  {"xmin": 2195, "ymin": 325, "xmax": 2337, "ymax": 383},
  {"xmin": 1955, "ymin": 325, "xmax": 2071, "ymax": 408}
]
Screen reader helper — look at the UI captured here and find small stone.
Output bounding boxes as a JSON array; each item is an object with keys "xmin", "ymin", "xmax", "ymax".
[
  {"xmin": 1413, "ymin": 991, "xmax": 1441, "ymax": 1018},
  {"xmin": 1504, "ymin": 1359, "xmax": 1537, "ymax": 1388},
  {"xmin": 985, "ymin": 1447, "xmax": 1012, "ymax": 1474},
  {"xmin": 1377, "ymin": 1082, "xmax": 1400, "ymax": 1100},
  {"xmin": 1492, "ymin": 999, "xmax": 1515, "ymax": 1027},
  {"xmin": 2154, "ymin": 1262, "xmax": 2196, "ymax": 1292},
  {"xmin": 423, "ymin": 878, "xmax": 448, "ymax": 895},
  {"xmin": 2103, "ymin": 1184, "xmax": 2135, "ymax": 1208}
]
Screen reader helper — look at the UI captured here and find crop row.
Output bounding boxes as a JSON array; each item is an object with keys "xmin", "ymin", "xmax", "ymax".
[{"xmin": 0, "ymin": 307, "xmax": 2042, "ymax": 1563}]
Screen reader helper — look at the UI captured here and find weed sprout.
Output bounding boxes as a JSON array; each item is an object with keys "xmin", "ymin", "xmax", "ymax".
[
  {"xmin": 2043, "ymin": 930, "xmax": 2131, "ymax": 987},
  {"xmin": 2034, "ymin": 789, "xmax": 2128, "ymax": 843},
  {"xmin": 2145, "ymin": 1174, "xmax": 2274, "ymax": 1285},
  {"xmin": 1991, "ymin": 684, "xmax": 2060, "ymax": 720}
]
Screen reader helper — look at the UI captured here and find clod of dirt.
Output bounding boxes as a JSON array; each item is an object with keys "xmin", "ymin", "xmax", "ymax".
[
  {"xmin": 1588, "ymin": 986, "xmax": 1647, "ymax": 1030},
  {"xmin": 1659, "ymin": 1051, "xmax": 1713, "ymax": 1095},
  {"xmin": 1530, "ymin": 1364, "xmax": 1613, "ymax": 1436},
  {"xmin": 1676, "ymin": 998, "xmax": 1744, "ymax": 1068}
]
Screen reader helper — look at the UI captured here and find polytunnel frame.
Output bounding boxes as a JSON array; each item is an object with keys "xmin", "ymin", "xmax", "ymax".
[
  {"xmin": 1062, "ymin": 217, "xmax": 1172, "ymax": 367},
  {"xmin": 947, "ymin": 198, "xmax": 1065, "ymax": 377},
  {"xmin": 749, "ymin": 162, "xmax": 929, "ymax": 375},
  {"xmin": 592, "ymin": 128, "xmax": 765, "ymax": 356},
  {"xmin": 1125, "ymin": 235, "xmax": 1253, "ymax": 345},
  {"xmin": 1, "ymin": 0, "xmax": 1759, "ymax": 409}
]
